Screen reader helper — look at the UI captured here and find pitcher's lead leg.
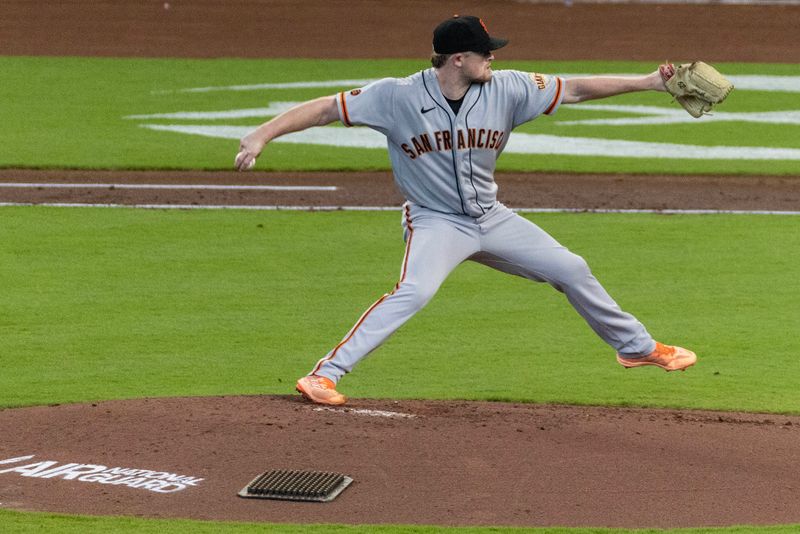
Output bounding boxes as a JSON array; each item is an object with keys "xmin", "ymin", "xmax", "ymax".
[{"xmin": 308, "ymin": 210, "xmax": 480, "ymax": 386}]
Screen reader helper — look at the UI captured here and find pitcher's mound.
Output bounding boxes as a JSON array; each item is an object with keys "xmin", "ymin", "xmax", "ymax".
[{"xmin": 1, "ymin": 396, "xmax": 799, "ymax": 528}]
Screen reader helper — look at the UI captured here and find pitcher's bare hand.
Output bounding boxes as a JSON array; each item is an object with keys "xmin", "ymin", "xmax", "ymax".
[{"xmin": 234, "ymin": 134, "xmax": 266, "ymax": 171}]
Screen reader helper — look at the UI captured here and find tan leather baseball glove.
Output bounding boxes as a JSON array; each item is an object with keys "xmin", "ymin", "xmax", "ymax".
[{"xmin": 660, "ymin": 61, "xmax": 734, "ymax": 118}]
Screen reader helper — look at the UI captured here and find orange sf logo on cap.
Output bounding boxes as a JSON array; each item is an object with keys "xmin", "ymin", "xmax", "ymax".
[{"xmin": 478, "ymin": 18, "xmax": 489, "ymax": 33}]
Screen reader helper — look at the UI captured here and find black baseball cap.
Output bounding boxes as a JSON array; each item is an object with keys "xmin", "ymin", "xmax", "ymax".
[{"xmin": 433, "ymin": 15, "xmax": 508, "ymax": 55}]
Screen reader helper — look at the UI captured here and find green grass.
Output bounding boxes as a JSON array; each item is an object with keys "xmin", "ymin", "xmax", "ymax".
[
  {"xmin": 2, "ymin": 207, "xmax": 798, "ymax": 413},
  {"xmin": 1, "ymin": 57, "xmax": 799, "ymax": 174},
  {"xmin": 0, "ymin": 509, "xmax": 798, "ymax": 533}
]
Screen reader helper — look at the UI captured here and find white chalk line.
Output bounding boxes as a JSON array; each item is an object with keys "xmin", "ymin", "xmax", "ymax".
[
  {"xmin": 0, "ymin": 183, "xmax": 336, "ymax": 192},
  {"xmin": 313, "ymin": 407, "xmax": 418, "ymax": 419},
  {"xmin": 139, "ymin": 124, "xmax": 800, "ymax": 161},
  {"xmin": 129, "ymin": 103, "xmax": 800, "ymax": 126},
  {"xmin": 157, "ymin": 79, "xmax": 377, "ymax": 95},
  {"xmin": 124, "ymin": 102, "xmax": 301, "ymax": 120},
  {"xmin": 560, "ymin": 104, "xmax": 800, "ymax": 126},
  {"xmin": 1, "ymin": 202, "xmax": 798, "ymax": 215}
]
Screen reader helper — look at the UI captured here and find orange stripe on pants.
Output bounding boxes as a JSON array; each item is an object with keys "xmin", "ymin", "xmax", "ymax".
[{"xmin": 311, "ymin": 205, "xmax": 414, "ymax": 376}]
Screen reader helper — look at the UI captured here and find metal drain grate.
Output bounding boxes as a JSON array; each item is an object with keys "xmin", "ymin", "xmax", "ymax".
[{"xmin": 238, "ymin": 469, "xmax": 353, "ymax": 502}]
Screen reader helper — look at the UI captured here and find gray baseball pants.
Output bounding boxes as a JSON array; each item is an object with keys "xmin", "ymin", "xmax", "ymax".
[{"xmin": 311, "ymin": 202, "xmax": 656, "ymax": 382}]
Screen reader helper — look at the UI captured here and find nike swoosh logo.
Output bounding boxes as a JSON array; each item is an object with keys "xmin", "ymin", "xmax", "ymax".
[{"xmin": 420, "ymin": 106, "xmax": 436, "ymax": 114}]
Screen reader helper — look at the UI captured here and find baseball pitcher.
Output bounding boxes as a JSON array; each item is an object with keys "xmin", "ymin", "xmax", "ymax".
[{"xmin": 236, "ymin": 15, "xmax": 713, "ymax": 406}]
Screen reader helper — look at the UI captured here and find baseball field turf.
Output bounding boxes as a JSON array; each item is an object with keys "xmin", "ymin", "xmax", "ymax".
[
  {"xmin": 2, "ymin": 207, "xmax": 799, "ymax": 413},
  {"xmin": 2, "ymin": 57, "xmax": 799, "ymax": 174},
  {"xmin": 3, "ymin": 509, "xmax": 800, "ymax": 534},
  {"xmin": 2, "ymin": 54, "xmax": 799, "ymax": 532}
]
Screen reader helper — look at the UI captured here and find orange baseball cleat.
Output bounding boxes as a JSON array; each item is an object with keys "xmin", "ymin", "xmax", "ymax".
[
  {"xmin": 617, "ymin": 342, "xmax": 697, "ymax": 372},
  {"xmin": 296, "ymin": 375, "xmax": 347, "ymax": 406}
]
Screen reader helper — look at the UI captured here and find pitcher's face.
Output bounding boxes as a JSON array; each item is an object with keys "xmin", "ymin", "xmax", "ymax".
[{"xmin": 462, "ymin": 51, "xmax": 495, "ymax": 83}]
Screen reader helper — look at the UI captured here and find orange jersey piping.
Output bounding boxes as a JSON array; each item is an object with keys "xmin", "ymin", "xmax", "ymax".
[
  {"xmin": 544, "ymin": 77, "xmax": 563, "ymax": 116},
  {"xmin": 339, "ymin": 92, "xmax": 352, "ymax": 127}
]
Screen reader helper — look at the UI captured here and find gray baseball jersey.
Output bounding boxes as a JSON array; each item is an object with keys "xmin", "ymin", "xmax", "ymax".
[{"xmin": 336, "ymin": 68, "xmax": 564, "ymax": 217}]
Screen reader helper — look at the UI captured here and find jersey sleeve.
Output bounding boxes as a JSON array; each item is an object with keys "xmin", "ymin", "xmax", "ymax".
[
  {"xmin": 505, "ymin": 70, "xmax": 565, "ymax": 128},
  {"xmin": 336, "ymin": 78, "xmax": 397, "ymax": 133}
]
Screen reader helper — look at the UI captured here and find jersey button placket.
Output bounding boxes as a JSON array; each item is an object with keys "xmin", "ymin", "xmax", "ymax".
[
  {"xmin": 453, "ymin": 118, "xmax": 469, "ymax": 214},
  {"xmin": 449, "ymin": 117, "xmax": 465, "ymax": 215},
  {"xmin": 459, "ymin": 132, "xmax": 477, "ymax": 216}
]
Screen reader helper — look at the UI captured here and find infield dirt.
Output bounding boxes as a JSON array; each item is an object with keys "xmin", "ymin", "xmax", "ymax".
[
  {"xmin": 1, "ymin": 0, "xmax": 799, "ymax": 528},
  {"xmin": 2, "ymin": 397, "xmax": 800, "ymax": 528}
]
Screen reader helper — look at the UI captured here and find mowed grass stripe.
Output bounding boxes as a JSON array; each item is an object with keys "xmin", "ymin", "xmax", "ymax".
[
  {"xmin": 2, "ymin": 207, "xmax": 798, "ymax": 413},
  {"xmin": 1, "ymin": 56, "xmax": 799, "ymax": 174},
  {"xmin": 1, "ymin": 509, "xmax": 800, "ymax": 533}
]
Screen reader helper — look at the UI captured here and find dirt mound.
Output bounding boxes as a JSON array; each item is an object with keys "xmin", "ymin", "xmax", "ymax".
[{"xmin": 2, "ymin": 396, "xmax": 799, "ymax": 528}]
